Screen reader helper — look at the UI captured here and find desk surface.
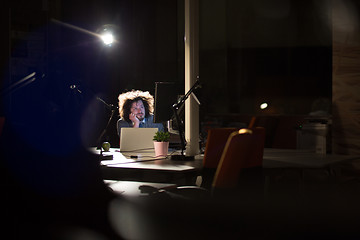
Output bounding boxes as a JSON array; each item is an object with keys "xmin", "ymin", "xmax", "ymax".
[
  {"xmin": 95, "ymin": 148, "xmax": 202, "ymax": 182},
  {"xmin": 94, "ymin": 148, "xmax": 202, "ymax": 172},
  {"xmin": 263, "ymin": 148, "xmax": 360, "ymax": 168},
  {"xmin": 94, "ymin": 148, "xmax": 360, "ymax": 181},
  {"xmin": 96, "ymin": 148, "xmax": 360, "ymax": 169}
]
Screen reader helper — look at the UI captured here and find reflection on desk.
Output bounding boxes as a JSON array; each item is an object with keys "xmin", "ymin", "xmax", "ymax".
[{"xmin": 104, "ymin": 180, "xmax": 176, "ymax": 196}]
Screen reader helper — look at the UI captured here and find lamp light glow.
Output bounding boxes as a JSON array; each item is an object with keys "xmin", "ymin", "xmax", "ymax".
[
  {"xmin": 97, "ymin": 24, "xmax": 119, "ymax": 47},
  {"xmin": 101, "ymin": 32, "xmax": 114, "ymax": 45},
  {"xmin": 239, "ymin": 128, "xmax": 253, "ymax": 134},
  {"xmin": 51, "ymin": 19, "xmax": 119, "ymax": 47},
  {"xmin": 260, "ymin": 102, "xmax": 268, "ymax": 110}
]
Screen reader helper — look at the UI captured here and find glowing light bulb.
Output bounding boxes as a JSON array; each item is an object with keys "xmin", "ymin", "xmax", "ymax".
[
  {"xmin": 260, "ymin": 102, "xmax": 268, "ymax": 110},
  {"xmin": 101, "ymin": 32, "xmax": 114, "ymax": 45}
]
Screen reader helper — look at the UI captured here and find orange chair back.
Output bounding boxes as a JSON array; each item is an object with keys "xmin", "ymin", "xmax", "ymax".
[
  {"xmin": 212, "ymin": 127, "xmax": 266, "ymax": 189},
  {"xmin": 203, "ymin": 128, "xmax": 238, "ymax": 169}
]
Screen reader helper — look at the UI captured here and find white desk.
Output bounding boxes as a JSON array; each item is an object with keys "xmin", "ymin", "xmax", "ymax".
[
  {"xmin": 94, "ymin": 148, "xmax": 198, "ymax": 171},
  {"xmin": 94, "ymin": 148, "xmax": 360, "ymax": 185},
  {"xmin": 262, "ymin": 149, "xmax": 360, "ymax": 195},
  {"xmin": 94, "ymin": 148, "xmax": 202, "ymax": 184},
  {"xmin": 263, "ymin": 148, "xmax": 360, "ymax": 168}
]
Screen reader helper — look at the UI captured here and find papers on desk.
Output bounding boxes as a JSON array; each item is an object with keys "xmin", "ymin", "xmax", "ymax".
[
  {"xmin": 101, "ymin": 152, "xmax": 135, "ymax": 165},
  {"xmin": 111, "ymin": 162, "xmax": 195, "ymax": 171},
  {"xmin": 90, "ymin": 148, "xmax": 134, "ymax": 164},
  {"xmin": 90, "ymin": 148, "xmax": 195, "ymax": 172},
  {"xmin": 90, "ymin": 148, "xmax": 169, "ymax": 166}
]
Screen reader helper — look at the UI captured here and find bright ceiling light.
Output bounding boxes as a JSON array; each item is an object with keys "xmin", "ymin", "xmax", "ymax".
[
  {"xmin": 101, "ymin": 32, "xmax": 114, "ymax": 46},
  {"xmin": 97, "ymin": 24, "xmax": 119, "ymax": 47}
]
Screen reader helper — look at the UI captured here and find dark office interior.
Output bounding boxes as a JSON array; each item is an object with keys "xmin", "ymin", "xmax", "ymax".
[{"xmin": 1, "ymin": 0, "xmax": 360, "ymax": 239}]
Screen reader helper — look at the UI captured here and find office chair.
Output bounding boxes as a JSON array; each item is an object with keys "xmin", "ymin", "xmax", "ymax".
[
  {"xmin": 201, "ymin": 128, "xmax": 238, "ymax": 189},
  {"xmin": 163, "ymin": 127, "xmax": 266, "ymax": 200},
  {"xmin": 136, "ymin": 128, "xmax": 240, "ymax": 200},
  {"xmin": 203, "ymin": 128, "xmax": 239, "ymax": 169},
  {"xmin": 212, "ymin": 127, "xmax": 266, "ymax": 192}
]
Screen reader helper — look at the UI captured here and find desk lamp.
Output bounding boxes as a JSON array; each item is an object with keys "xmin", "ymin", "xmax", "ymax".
[{"xmin": 171, "ymin": 77, "xmax": 201, "ymax": 161}]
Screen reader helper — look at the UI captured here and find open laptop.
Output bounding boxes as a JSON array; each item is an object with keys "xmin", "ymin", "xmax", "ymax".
[{"xmin": 120, "ymin": 128, "xmax": 158, "ymax": 152}]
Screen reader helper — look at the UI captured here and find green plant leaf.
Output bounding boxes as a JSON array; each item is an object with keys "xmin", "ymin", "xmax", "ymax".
[{"xmin": 153, "ymin": 130, "xmax": 170, "ymax": 142}]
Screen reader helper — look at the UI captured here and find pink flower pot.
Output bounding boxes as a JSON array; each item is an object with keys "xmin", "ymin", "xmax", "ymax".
[{"xmin": 154, "ymin": 141, "xmax": 169, "ymax": 157}]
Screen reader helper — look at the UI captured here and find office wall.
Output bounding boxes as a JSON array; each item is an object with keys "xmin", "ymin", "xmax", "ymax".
[{"xmin": 199, "ymin": 0, "xmax": 332, "ymax": 116}]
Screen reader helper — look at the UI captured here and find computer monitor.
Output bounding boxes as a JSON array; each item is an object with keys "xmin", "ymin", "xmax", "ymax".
[{"xmin": 153, "ymin": 82, "xmax": 182, "ymax": 124}]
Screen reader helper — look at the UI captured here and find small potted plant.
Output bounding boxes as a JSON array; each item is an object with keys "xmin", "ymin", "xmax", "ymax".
[{"xmin": 153, "ymin": 130, "xmax": 170, "ymax": 157}]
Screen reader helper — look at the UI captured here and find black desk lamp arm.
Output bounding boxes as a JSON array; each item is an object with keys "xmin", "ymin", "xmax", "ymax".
[
  {"xmin": 171, "ymin": 77, "xmax": 201, "ymax": 156},
  {"xmin": 172, "ymin": 78, "xmax": 201, "ymax": 109}
]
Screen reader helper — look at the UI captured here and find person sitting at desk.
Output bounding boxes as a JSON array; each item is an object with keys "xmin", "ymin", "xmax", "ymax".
[{"xmin": 117, "ymin": 89, "xmax": 164, "ymax": 136}]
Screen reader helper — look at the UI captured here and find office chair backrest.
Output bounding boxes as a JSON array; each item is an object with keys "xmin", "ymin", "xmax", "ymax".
[
  {"xmin": 244, "ymin": 127, "xmax": 266, "ymax": 168},
  {"xmin": 203, "ymin": 128, "xmax": 238, "ymax": 169},
  {"xmin": 212, "ymin": 127, "xmax": 266, "ymax": 189}
]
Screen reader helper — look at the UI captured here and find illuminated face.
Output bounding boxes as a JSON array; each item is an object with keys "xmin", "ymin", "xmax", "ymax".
[{"xmin": 130, "ymin": 100, "xmax": 145, "ymax": 121}]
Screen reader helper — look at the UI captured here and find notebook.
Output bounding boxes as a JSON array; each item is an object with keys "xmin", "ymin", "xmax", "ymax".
[{"xmin": 120, "ymin": 128, "xmax": 158, "ymax": 152}]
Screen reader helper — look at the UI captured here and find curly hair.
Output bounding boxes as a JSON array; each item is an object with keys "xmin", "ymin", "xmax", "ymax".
[{"xmin": 118, "ymin": 90, "xmax": 154, "ymax": 123}]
